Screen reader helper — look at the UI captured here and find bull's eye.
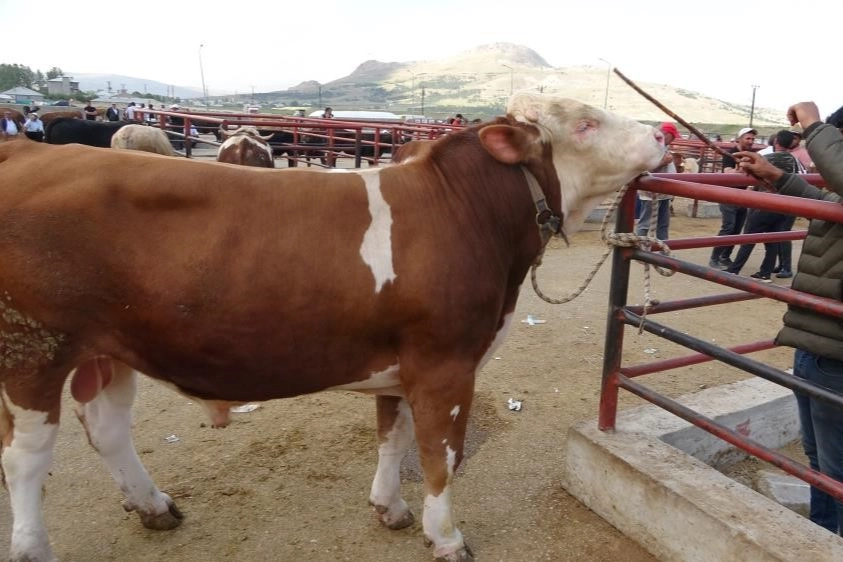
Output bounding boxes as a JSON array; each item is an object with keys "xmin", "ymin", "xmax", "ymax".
[{"xmin": 575, "ymin": 120, "xmax": 595, "ymax": 134}]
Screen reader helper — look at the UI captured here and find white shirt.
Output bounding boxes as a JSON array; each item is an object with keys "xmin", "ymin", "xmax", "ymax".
[
  {"xmin": 126, "ymin": 105, "xmax": 136, "ymax": 119},
  {"xmin": 2, "ymin": 118, "xmax": 19, "ymax": 135}
]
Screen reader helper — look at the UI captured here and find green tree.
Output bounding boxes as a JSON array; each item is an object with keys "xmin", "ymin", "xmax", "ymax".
[
  {"xmin": 0, "ymin": 63, "xmax": 35, "ymax": 90},
  {"xmin": 46, "ymin": 67, "xmax": 64, "ymax": 80}
]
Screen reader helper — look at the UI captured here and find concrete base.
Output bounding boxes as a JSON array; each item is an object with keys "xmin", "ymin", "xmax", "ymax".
[{"xmin": 563, "ymin": 378, "xmax": 843, "ymax": 561}]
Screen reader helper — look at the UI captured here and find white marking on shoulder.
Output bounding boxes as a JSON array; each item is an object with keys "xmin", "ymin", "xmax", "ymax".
[
  {"xmin": 450, "ymin": 405, "xmax": 460, "ymax": 421},
  {"xmin": 329, "ymin": 363, "xmax": 400, "ymax": 391},
  {"xmin": 358, "ymin": 169, "xmax": 396, "ymax": 292}
]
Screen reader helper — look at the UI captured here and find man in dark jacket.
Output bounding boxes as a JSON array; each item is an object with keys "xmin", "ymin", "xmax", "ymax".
[{"xmin": 735, "ymin": 101, "xmax": 843, "ymax": 535}]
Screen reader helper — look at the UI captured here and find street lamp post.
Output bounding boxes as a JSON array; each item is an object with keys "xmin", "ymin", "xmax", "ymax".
[
  {"xmin": 598, "ymin": 58, "xmax": 611, "ymax": 109},
  {"xmin": 407, "ymin": 70, "xmax": 416, "ymax": 113},
  {"xmin": 198, "ymin": 44, "xmax": 208, "ymax": 108},
  {"xmin": 501, "ymin": 64, "xmax": 513, "ymax": 95},
  {"xmin": 749, "ymin": 84, "xmax": 760, "ymax": 128}
]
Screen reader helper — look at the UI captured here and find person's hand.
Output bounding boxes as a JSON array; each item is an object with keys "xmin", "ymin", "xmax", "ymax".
[
  {"xmin": 733, "ymin": 151, "xmax": 784, "ymax": 187},
  {"xmin": 786, "ymin": 102, "xmax": 822, "ymax": 130}
]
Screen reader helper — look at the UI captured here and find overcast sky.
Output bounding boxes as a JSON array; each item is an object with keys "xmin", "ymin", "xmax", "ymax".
[{"xmin": 3, "ymin": 0, "xmax": 839, "ymax": 119}]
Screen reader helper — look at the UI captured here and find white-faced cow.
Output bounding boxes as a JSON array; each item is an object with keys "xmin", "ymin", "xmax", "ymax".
[
  {"xmin": 216, "ymin": 126, "xmax": 275, "ymax": 168},
  {"xmin": 110, "ymin": 124, "xmax": 175, "ymax": 156},
  {"xmin": 0, "ymin": 93, "xmax": 665, "ymax": 562}
]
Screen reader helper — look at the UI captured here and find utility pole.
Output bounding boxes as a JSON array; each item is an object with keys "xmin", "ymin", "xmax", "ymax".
[
  {"xmin": 318, "ymin": 84, "xmax": 322, "ymax": 108},
  {"xmin": 501, "ymin": 64, "xmax": 513, "ymax": 95},
  {"xmin": 749, "ymin": 84, "xmax": 759, "ymax": 128},
  {"xmin": 198, "ymin": 44, "xmax": 208, "ymax": 109},
  {"xmin": 421, "ymin": 87, "xmax": 426, "ymax": 115},
  {"xmin": 598, "ymin": 58, "xmax": 611, "ymax": 109}
]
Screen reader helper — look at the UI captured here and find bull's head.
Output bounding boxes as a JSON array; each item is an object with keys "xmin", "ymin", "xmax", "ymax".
[{"xmin": 219, "ymin": 126, "xmax": 274, "ymax": 141}]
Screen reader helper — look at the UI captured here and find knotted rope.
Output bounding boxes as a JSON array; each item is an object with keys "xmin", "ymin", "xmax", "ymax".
[{"xmin": 530, "ymin": 181, "xmax": 674, "ymax": 330}]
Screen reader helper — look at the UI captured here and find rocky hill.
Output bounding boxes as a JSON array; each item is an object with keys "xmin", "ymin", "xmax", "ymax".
[{"xmin": 260, "ymin": 43, "xmax": 786, "ymax": 127}]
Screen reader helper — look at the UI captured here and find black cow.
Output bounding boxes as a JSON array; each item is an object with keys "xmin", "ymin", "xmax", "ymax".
[{"xmin": 45, "ymin": 118, "xmax": 129, "ymax": 147}]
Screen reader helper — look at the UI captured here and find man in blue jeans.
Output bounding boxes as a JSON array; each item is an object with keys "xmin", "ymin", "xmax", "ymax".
[
  {"xmin": 709, "ymin": 127, "xmax": 757, "ymax": 269},
  {"xmin": 735, "ymin": 101, "xmax": 843, "ymax": 534}
]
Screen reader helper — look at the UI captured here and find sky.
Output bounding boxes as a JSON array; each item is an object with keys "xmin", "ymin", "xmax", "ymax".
[{"xmin": 2, "ymin": 0, "xmax": 840, "ymax": 119}]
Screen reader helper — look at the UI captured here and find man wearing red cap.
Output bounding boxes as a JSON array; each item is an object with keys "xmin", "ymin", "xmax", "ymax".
[{"xmin": 636, "ymin": 122, "xmax": 681, "ymax": 240}]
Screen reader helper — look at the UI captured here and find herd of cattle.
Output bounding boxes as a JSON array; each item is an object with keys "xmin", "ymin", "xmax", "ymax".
[
  {"xmin": 0, "ymin": 94, "xmax": 668, "ymax": 562},
  {"xmin": 3, "ymin": 105, "xmax": 398, "ymax": 168}
]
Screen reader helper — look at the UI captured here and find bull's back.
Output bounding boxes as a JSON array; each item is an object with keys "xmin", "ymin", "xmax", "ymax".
[{"xmin": 0, "ymin": 143, "xmax": 409, "ymax": 393}]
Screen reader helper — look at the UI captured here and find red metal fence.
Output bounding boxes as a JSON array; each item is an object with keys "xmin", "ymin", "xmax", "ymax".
[
  {"xmin": 600, "ymin": 173, "xmax": 843, "ymax": 504},
  {"xmin": 138, "ymin": 108, "xmax": 453, "ymax": 166}
]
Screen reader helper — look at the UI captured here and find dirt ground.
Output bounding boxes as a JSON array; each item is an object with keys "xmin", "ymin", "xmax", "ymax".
[{"xmin": 0, "ymin": 201, "xmax": 803, "ymax": 561}]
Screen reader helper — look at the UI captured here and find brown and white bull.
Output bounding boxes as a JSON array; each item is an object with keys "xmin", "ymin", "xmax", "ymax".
[
  {"xmin": 0, "ymin": 93, "xmax": 665, "ymax": 562},
  {"xmin": 110, "ymin": 124, "xmax": 175, "ymax": 156},
  {"xmin": 216, "ymin": 125, "xmax": 275, "ymax": 168}
]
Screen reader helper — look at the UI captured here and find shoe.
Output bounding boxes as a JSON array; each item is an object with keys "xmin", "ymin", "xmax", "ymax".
[
  {"xmin": 719, "ymin": 258, "xmax": 734, "ymax": 267},
  {"xmin": 750, "ymin": 272, "xmax": 772, "ymax": 283},
  {"xmin": 709, "ymin": 260, "xmax": 728, "ymax": 271},
  {"xmin": 775, "ymin": 270, "xmax": 793, "ymax": 279},
  {"xmin": 772, "ymin": 266, "xmax": 781, "ymax": 274}
]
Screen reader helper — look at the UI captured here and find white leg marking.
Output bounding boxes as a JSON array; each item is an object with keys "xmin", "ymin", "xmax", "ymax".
[
  {"xmin": 1, "ymin": 386, "xmax": 58, "ymax": 562},
  {"xmin": 449, "ymin": 405, "xmax": 460, "ymax": 421},
  {"xmin": 358, "ymin": 169, "xmax": 396, "ymax": 292},
  {"xmin": 369, "ymin": 399, "xmax": 413, "ymax": 526},
  {"xmin": 478, "ymin": 311, "xmax": 515, "ymax": 370},
  {"xmin": 423, "ymin": 484, "xmax": 465, "ymax": 558},
  {"xmin": 328, "ymin": 362, "xmax": 400, "ymax": 392},
  {"xmin": 74, "ymin": 369, "xmax": 172, "ymax": 518}
]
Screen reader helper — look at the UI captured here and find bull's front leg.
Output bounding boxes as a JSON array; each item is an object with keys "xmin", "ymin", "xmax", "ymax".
[
  {"xmin": 1, "ymin": 380, "xmax": 61, "ymax": 562},
  {"xmin": 407, "ymin": 368, "xmax": 475, "ymax": 562},
  {"xmin": 370, "ymin": 395, "xmax": 415, "ymax": 529},
  {"xmin": 73, "ymin": 359, "xmax": 183, "ymax": 530}
]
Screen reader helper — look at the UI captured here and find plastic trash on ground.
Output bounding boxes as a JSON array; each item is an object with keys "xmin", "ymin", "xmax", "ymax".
[
  {"xmin": 230, "ymin": 403, "xmax": 260, "ymax": 413},
  {"xmin": 520, "ymin": 314, "xmax": 546, "ymax": 326},
  {"xmin": 507, "ymin": 398, "xmax": 523, "ymax": 411}
]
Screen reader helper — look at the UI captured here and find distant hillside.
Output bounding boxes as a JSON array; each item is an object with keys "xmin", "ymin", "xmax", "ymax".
[
  {"xmin": 256, "ymin": 43, "xmax": 786, "ymax": 126},
  {"xmin": 70, "ymin": 72, "xmax": 202, "ymax": 99}
]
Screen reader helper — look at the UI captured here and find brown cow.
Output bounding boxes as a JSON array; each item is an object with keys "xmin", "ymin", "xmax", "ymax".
[
  {"xmin": 39, "ymin": 109, "xmax": 84, "ymax": 129},
  {"xmin": 0, "ymin": 93, "xmax": 665, "ymax": 562},
  {"xmin": 110, "ymin": 124, "xmax": 175, "ymax": 156},
  {"xmin": 216, "ymin": 125, "xmax": 275, "ymax": 167}
]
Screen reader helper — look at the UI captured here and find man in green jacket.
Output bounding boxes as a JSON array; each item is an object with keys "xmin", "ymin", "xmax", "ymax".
[{"xmin": 735, "ymin": 101, "xmax": 843, "ymax": 535}]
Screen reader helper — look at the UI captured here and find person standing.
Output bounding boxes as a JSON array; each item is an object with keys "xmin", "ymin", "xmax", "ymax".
[
  {"xmin": 636, "ymin": 122, "xmax": 680, "ymax": 241},
  {"xmin": 23, "ymin": 112, "xmax": 44, "ymax": 142},
  {"xmin": 734, "ymin": 101, "xmax": 843, "ymax": 535},
  {"xmin": 105, "ymin": 103, "xmax": 120, "ymax": 122},
  {"xmin": 708, "ymin": 127, "xmax": 757, "ymax": 269},
  {"xmin": 725, "ymin": 130, "xmax": 802, "ymax": 281},
  {"xmin": 1, "ymin": 110, "xmax": 21, "ymax": 140},
  {"xmin": 83, "ymin": 100, "xmax": 97, "ymax": 121},
  {"xmin": 125, "ymin": 102, "xmax": 137, "ymax": 121}
]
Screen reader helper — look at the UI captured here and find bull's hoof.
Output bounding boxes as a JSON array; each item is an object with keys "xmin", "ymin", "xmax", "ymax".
[
  {"xmin": 382, "ymin": 507, "xmax": 415, "ymax": 530},
  {"xmin": 136, "ymin": 498, "xmax": 184, "ymax": 530},
  {"xmin": 370, "ymin": 500, "xmax": 414, "ymax": 530},
  {"xmin": 435, "ymin": 545, "xmax": 474, "ymax": 562}
]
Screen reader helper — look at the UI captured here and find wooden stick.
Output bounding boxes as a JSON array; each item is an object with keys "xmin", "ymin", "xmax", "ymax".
[{"xmin": 612, "ymin": 67, "xmax": 771, "ymax": 188}]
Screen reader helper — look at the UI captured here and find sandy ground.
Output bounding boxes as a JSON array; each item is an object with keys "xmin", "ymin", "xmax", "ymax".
[{"xmin": 0, "ymin": 202, "xmax": 803, "ymax": 561}]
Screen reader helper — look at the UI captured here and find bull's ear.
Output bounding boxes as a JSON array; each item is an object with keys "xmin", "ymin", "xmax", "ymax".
[{"xmin": 478, "ymin": 124, "xmax": 536, "ymax": 164}]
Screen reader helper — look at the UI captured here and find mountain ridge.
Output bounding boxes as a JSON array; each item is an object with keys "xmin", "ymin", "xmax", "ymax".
[{"xmin": 73, "ymin": 43, "xmax": 785, "ymax": 125}]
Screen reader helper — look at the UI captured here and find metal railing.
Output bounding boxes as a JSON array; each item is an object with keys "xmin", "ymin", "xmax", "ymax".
[{"xmin": 599, "ymin": 172, "xmax": 843, "ymax": 503}]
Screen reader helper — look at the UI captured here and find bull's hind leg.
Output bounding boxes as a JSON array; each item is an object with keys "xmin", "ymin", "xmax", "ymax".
[
  {"xmin": 406, "ymin": 365, "xmax": 475, "ymax": 562},
  {"xmin": 1, "ymin": 375, "xmax": 63, "ymax": 562},
  {"xmin": 370, "ymin": 395, "xmax": 415, "ymax": 529},
  {"xmin": 72, "ymin": 359, "xmax": 183, "ymax": 530}
]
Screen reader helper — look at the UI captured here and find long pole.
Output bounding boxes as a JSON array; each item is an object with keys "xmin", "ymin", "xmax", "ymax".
[
  {"xmin": 599, "ymin": 58, "xmax": 611, "ymax": 109},
  {"xmin": 749, "ymin": 84, "xmax": 759, "ymax": 128},
  {"xmin": 198, "ymin": 44, "xmax": 208, "ymax": 108},
  {"xmin": 501, "ymin": 64, "xmax": 513, "ymax": 95}
]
